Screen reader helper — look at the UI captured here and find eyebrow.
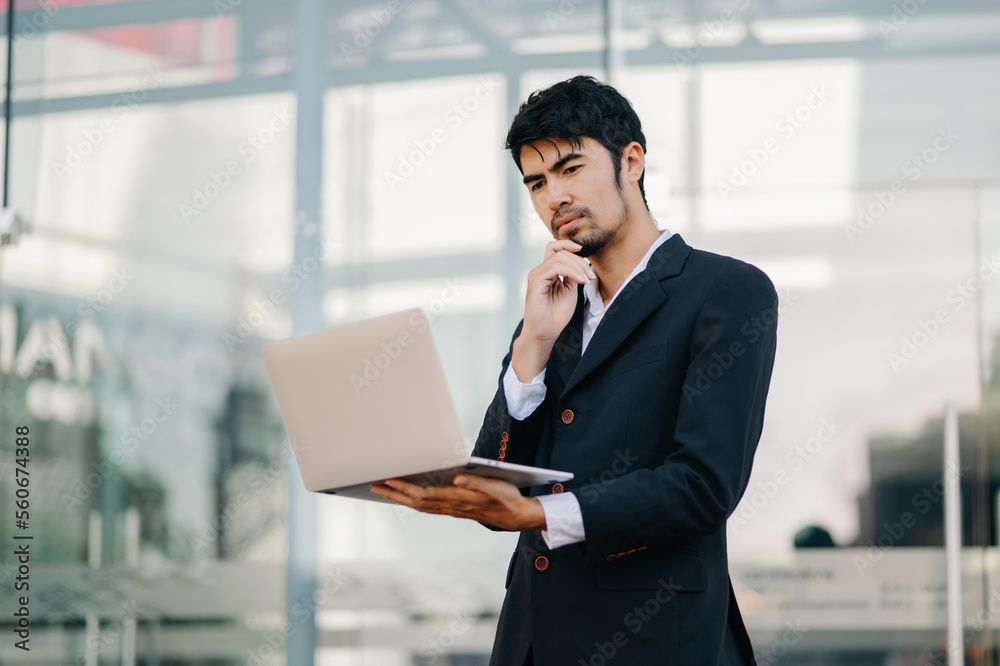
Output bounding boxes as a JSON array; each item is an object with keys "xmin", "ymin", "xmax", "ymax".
[{"xmin": 522, "ymin": 152, "xmax": 584, "ymax": 186}]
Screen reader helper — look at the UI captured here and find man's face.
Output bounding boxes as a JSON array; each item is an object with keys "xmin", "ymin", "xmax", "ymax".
[{"xmin": 519, "ymin": 136, "xmax": 629, "ymax": 258}]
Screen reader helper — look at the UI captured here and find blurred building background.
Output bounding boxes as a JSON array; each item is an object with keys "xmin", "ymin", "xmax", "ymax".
[{"xmin": 0, "ymin": 0, "xmax": 998, "ymax": 664}]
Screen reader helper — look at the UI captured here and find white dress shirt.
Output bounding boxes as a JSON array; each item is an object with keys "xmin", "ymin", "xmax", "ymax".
[{"xmin": 503, "ymin": 229, "xmax": 672, "ymax": 549}]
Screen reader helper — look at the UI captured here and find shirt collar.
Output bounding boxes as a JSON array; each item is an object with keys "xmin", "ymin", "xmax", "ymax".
[{"xmin": 583, "ymin": 229, "xmax": 672, "ymax": 312}]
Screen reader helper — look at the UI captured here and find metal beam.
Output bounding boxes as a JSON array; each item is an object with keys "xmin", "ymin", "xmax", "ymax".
[
  {"xmin": 10, "ymin": 29, "xmax": 1000, "ymax": 120},
  {"xmin": 285, "ymin": 0, "xmax": 325, "ymax": 663},
  {"xmin": 502, "ymin": 68, "xmax": 523, "ymax": 333},
  {"xmin": 5, "ymin": 0, "xmax": 997, "ymax": 36},
  {"xmin": 22, "ymin": 0, "xmax": 275, "ymax": 32},
  {"xmin": 439, "ymin": 0, "xmax": 512, "ymax": 58}
]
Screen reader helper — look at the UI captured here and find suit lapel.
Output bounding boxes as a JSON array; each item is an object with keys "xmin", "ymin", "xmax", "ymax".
[
  {"xmin": 551, "ymin": 285, "xmax": 586, "ymax": 387},
  {"xmin": 560, "ymin": 233, "xmax": 692, "ymax": 399}
]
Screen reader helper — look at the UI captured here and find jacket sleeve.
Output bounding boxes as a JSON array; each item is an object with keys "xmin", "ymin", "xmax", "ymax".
[
  {"xmin": 472, "ymin": 318, "xmax": 549, "ymax": 531},
  {"xmin": 575, "ymin": 262, "xmax": 779, "ymax": 560},
  {"xmin": 472, "ymin": 318, "xmax": 548, "ymax": 466}
]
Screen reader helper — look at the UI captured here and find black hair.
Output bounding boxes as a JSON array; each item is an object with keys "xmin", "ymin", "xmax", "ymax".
[{"xmin": 504, "ymin": 75, "xmax": 648, "ymax": 210}]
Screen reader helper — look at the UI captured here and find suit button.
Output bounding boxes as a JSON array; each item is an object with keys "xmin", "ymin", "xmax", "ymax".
[
  {"xmin": 534, "ymin": 556, "xmax": 549, "ymax": 571},
  {"xmin": 499, "ymin": 441, "xmax": 507, "ymax": 452},
  {"xmin": 552, "ymin": 483, "xmax": 564, "ymax": 494},
  {"xmin": 501, "ymin": 431, "xmax": 509, "ymax": 442},
  {"xmin": 561, "ymin": 409, "xmax": 574, "ymax": 424}
]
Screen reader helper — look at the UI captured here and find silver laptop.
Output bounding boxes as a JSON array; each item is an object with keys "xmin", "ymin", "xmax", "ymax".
[{"xmin": 260, "ymin": 308, "xmax": 573, "ymax": 503}]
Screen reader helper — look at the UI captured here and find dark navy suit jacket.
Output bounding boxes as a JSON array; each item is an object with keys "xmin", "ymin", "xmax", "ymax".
[{"xmin": 472, "ymin": 232, "xmax": 777, "ymax": 665}]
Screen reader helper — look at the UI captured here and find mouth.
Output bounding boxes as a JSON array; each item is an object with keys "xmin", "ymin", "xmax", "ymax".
[{"xmin": 556, "ymin": 215, "xmax": 582, "ymax": 231}]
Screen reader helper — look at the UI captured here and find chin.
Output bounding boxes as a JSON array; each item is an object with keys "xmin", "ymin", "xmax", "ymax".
[
  {"xmin": 572, "ymin": 238, "xmax": 603, "ymax": 258},
  {"xmin": 567, "ymin": 229, "xmax": 611, "ymax": 258}
]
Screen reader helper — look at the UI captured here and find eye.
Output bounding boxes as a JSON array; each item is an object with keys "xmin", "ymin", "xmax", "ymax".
[
  {"xmin": 531, "ymin": 180, "xmax": 544, "ymax": 191},
  {"xmin": 564, "ymin": 165, "xmax": 580, "ymax": 174}
]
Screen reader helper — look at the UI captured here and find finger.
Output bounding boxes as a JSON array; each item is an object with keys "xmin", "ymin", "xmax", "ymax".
[
  {"xmin": 454, "ymin": 474, "xmax": 517, "ymax": 499},
  {"xmin": 375, "ymin": 483, "xmax": 462, "ymax": 515},
  {"xmin": 536, "ymin": 257, "xmax": 595, "ymax": 286},
  {"xmin": 402, "ymin": 490, "xmax": 499, "ymax": 519},
  {"xmin": 543, "ymin": 240, "xmax": 582, "ymax": 259},
  {"xmin": 453, "ymin": 473, "xmax": 480, "ymax": 490},
  {"xmin": 555, "ymin": 250, "xmax": 597, "ymax": 276},
  {"xmin": 384, "ymin": 479, "xmax": 449, "ymax": 502},
  {"xmin": 454, "ymin": 474, "xmax": 500, "ymax": 492},
  {"xmin": 384, "ymin": 480, "xmax": 480, "ymax": 510},
  {"xmin": 370, "ymin": 484, "xmax": 416, "ymax": 507},
  {"xmin": 544, "ymin": 250, "xmax": 596, "ymax": 279},
  {"xmin": 542, "ymin": 255, "xmax": 590, "ymax": 279},
  {"xmin": 528, "ymin": 250, "xmax": 594, "ymax": 282},
  {"xmin": 383, "ymin": 478, "xmax": 421, "ymax": 493}
]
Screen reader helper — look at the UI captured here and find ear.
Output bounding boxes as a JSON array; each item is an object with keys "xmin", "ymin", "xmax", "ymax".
[{"xmin": 621, "ymin": 142, "xmax": 645, "ymax": 185}]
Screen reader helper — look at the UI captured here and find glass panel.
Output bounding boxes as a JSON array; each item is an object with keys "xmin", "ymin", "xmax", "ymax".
[
  {"xmin": 367, "ymin": 75, "xmax": 505, "ymax": 261},
  {"xmin": 1, "ymin": 0, "xmax": 998, "ymax": 663}
]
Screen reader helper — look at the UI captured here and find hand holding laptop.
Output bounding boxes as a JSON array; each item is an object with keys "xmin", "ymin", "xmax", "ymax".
[{"xmin": 370, "ymin": 473, "xmax": 547, "ymax": 531}]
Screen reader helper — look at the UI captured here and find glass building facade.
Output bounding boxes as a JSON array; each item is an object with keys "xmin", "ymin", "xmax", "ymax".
[{"xmin": 0, "ymin": 0, "xmax": 999, "ymax": 663}]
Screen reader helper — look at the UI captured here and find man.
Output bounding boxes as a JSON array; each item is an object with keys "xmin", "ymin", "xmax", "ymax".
[{"xmin": 372, "ymin": 75, "xmax": 777, "ymax": 665}]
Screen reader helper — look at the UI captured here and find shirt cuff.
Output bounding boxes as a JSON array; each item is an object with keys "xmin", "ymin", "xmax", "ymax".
[
  {"xmin": 537, "ymin": 492, "xmax": 586, "ymax": 549},
  {"xmin": 502, "ymin": 364, "xmax": 547, "ymax": 421}
]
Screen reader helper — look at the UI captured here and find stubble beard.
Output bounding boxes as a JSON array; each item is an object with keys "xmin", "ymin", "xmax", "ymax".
[{"xmin": 562, "ymin": 190, "xmax": 630, "ymax": 258}]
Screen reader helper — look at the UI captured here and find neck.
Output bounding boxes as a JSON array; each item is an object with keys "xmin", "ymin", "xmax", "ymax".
[{"xmin": 590, "ymin": 214, "xmax": 661, "ymax": 305}]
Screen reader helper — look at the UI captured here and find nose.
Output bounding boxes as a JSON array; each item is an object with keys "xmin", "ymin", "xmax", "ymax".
[{"xmin": 545, "ymin": 179, "xmax": 572, "ymax": 213}]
